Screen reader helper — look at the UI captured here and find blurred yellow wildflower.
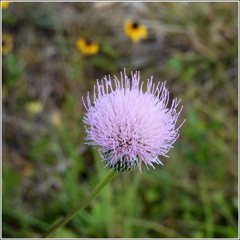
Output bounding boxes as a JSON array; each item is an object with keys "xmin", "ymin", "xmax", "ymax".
[
  {"xmin": 50, "ymin": 110, "xmax": 62, "ymax": 128},
  {"xmin": 1, "ymin": 1, "xmax": 12, "ymax": 9},
  {"xmin": 26, "ymin": 101, "xmax": 43, "ymax": 115},
  {"xmin": 2, "ymin": 33, "xmax": 13, "ymax": 55},
  {"xmin": 76, "ymin": 37, "xmax": 99, "ymax": 56},
  {"xmin": 124, "ymin": 20, "xmax": 148, "ymax": 43}
]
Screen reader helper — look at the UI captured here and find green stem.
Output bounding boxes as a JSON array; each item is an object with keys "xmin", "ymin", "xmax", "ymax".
[{"xmin": 42, "ymin": 169, "xmax": 117, "ymax": 238}]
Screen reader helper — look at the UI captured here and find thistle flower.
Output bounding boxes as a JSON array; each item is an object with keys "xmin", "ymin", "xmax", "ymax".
[
  {"xmin": 42, "ymin": 72, "xmax": 185, "ymax": 237},
  {"xmin": 124, "ymin": 20, "xmax": 148, "ymax": 43},
  {"xmin": 76, "ymin": 37, "xmax": 99, "ymax": 56},
  {"xmin": 82, "ymin": 70, "xmax": 185, "ymax": 172}
]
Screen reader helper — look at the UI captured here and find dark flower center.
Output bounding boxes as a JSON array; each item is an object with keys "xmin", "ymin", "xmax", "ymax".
[
  {"xmin": 85, "ymin": 38, "xmax": 93, "ymax": 45},
  {"xmin": 132, "ymin": 22, "xmax": 139, "ymax": 29}
]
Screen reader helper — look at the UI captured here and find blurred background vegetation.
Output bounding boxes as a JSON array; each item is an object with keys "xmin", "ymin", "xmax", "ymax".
[{"xmin": 2, "ymin": 2, "xmax": 238, "ymax": 238}]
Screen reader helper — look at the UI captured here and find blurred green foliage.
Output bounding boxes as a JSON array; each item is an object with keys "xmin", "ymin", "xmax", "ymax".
[{"xmin": 2, "ymin": 2, "xmax": 237, "ymax": 238}]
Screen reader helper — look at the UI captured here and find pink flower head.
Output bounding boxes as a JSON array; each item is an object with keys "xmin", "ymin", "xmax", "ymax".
[{"xmin": 82, "ymin": 70, "xmax": 185, "ymax": 172}]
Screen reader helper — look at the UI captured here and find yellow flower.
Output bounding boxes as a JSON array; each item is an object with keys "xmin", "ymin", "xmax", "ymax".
[
  {"xmin": 2, "ymin": 33, "xmax": 13, "ymax": 55},
  {"xmin": 50, "ymin": 110, "xmax": 62, "ymax": 128},
  {"xmin": 76, "ymin": 37, "xmax": 99, "ymax": 56},
  {"xmin": 26, "ymin": 101, "xmax": 43, "ymax": 115},
  {"xmin": 2, "ymin": 1, "xmax": 12, "ymax": 9},
  {"xmin": 124, "ymin": 20, "xmax": 148, "ymax": 43}
]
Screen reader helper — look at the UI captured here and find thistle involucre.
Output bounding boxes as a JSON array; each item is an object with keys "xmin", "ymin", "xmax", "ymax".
[{"xmin": 83, "ymin": 70, "xmax": 185, "ymax": 172}]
